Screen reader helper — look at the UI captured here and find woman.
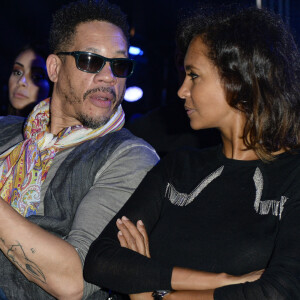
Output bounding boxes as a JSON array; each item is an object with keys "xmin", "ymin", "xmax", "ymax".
[
  {"xmin": 83, "ymin": 7, "xmax": 300, "ymax": 299},
  {"xmin": 7, "ymin": 44, "xmax": 51, "ymax": 116}
]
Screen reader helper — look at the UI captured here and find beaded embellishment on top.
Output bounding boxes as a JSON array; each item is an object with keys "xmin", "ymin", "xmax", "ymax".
[
  {"xmin": 253, "ymin": 167, "xmax": 287, "ymax": 219},
  {"xmin": 165, "ymin": 166, "xmax": 224, "ymax": 206}
]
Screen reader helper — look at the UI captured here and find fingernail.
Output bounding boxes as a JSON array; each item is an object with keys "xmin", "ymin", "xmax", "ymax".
[
  {"xmin": 122, "ymin": 216, "xmax": 129, "ymax": 221},
  {"xmin": 118, "ymin": 231, "xmax": 123, "ymax": 236},
  {"xmin": 117, "ymin": 218, "xmax": 122, "ymax": 224},
  {"xmin": 137, "ymin": 220, "xmax": 144, "ymax": 226}
]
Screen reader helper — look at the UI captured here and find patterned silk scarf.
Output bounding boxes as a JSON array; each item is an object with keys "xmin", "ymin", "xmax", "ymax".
[{"xmin": 0, "ymin": 98, "xmax": 125, "ymax": 217}]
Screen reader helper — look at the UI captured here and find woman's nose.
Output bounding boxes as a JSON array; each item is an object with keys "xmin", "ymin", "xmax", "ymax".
[
  {"xmin": 177, "ymin": 79, "xmax": 189, "ymax": 100},
  {"xmin": 18, "ymin": 75, "xmax": 28, "ymax": 87}
]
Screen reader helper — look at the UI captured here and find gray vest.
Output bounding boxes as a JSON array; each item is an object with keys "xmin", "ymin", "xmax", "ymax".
[{"xmin": 0, "ymin": 116, "xmax": 131, "ymax": 300}]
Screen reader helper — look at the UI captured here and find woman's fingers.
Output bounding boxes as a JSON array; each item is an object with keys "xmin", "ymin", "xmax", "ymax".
[
  {"xmin": 122, "ymin": 217, "xmax": 147, "ymax": 255},
  {"xmin": 116, "ymin": 216, "xmax": 146, "ymax": 255},
  {"xmin": 117, "ymin": 230, "xmax": 128, "ymax": 248},
  {"xmin": 116, "ymin": 217, "xmax": 138, "ymax": 252},
  {"xmin": 245, "ymin": 269, "xmax": 264, "ymax": 281},
  {"xmin": 233, "ymin": 269, "xmax": 265, "ymax": 284},
  {"xmin": 137, "ymin": 220, "xmax": 150, "ymax": 258}
]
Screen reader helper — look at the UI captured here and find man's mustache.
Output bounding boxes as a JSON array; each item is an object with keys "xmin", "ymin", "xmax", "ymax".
[{"xmin": 83, "ymin": 87, "xmax": 116, "ymax": 101}]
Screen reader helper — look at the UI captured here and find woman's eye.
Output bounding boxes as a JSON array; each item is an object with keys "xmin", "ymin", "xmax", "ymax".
[
  {"xmin": 187, "ymin": 72, "xmax": 198, "ymax": 80},
  {"xmin": 12, "ymin": 69, "xmax": 23, "ymax": 77}
]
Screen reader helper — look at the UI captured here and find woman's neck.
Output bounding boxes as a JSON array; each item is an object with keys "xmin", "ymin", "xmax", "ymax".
[
  {"xmin": 219, "ymin": 114, "xmax": 259, "ymax": 161},
  {"xmin": 218, "ymin": 109, "xmax": 287, "ymax": 161},
  {"xmin": 221, "ymin": 134, "xmax": 258, "ymax": 161}
]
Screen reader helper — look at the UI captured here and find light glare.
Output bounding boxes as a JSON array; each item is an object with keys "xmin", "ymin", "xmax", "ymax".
[
  {"xmin": 124, "ymin": 86, "xmax": 143, "ymax": 102},
  {"xmin": 129, "ymin": 46, "xmax": 144, "ymax": 56}
]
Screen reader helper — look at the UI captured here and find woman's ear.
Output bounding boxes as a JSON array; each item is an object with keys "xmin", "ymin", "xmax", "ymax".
[{"xmin": 46, "ymin": 54, "xmax": 62, "ymax": 83}]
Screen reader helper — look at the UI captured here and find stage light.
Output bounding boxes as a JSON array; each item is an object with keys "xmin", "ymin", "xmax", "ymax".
[
  {"xmin": 124, "ymin": 86, "xmax": 143, "ymax": 102},
  {"xmin": 129, "ymin": 46, "xmax": 144, "ymax": 56}
]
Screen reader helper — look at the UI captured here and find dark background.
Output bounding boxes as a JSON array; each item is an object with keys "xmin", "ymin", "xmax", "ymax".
[{"xmin": 1, "ymin": 0, "xmax": 299, "ymax": 120}]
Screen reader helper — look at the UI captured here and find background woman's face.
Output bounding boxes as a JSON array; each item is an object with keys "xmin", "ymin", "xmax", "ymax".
[{"xmin": 8, "ymin": 49, "xmax": 50, "ymax": 111}]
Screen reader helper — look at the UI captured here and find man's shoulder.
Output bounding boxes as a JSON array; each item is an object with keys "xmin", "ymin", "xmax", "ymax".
[
  {"xmin": 0, "ymin": 116, "xmax": 25, "ymax": 149},
  {"xmin": 114, "ymin": 128, "xmax": 157, "ymax": 147},
  {"xmin": 68, "ymin": 128, "xmax": 159, "ymax": 165},
  {"xmin": 110, "ymin": 128, "xmax": 159, "ymax": 160},
  {"xmin": 92, "ymin": 128, "xmax": 158, "ymax": 154},
  {"xmin": 0, "ymin": 115, "xmax": 25, "ymax": 128}
]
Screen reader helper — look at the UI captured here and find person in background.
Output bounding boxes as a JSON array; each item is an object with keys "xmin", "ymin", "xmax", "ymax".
[
  {"xmin": 0, "ymin": 0, "xmax": 158, "ymax": 299},
  {"xmin": 83, "ymin": 7, "xmax": 300, "ymax": 300},
  {"xmin": 7, "ymin": 43, "xmax": 51, "ymax": 117}
]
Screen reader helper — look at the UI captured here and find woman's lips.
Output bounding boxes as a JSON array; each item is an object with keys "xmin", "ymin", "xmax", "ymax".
[
  {"xmin": 185, "ymin": 106, "xmax": 195, "ymax": 115},
  {"xmin": 13, "ymin": 92, "xmax": 28, "ymax": 99}
]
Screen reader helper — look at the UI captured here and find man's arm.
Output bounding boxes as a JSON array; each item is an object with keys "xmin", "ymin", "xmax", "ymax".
[
  {"xmin": 65, "ymin": 142, "xmax": 159, "ymax": 298},
  {"xmin": 0, "ymin": 198, "xmax": 84, "ymax": 300},
  {"xmin": 0, "ymin": 141, "xmax": 158, "ymax": 299}
]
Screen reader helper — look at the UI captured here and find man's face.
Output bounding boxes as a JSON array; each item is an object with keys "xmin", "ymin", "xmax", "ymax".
[{"xmin": 54, "ymin": 21, "xmax": 127, "ymax": 128}]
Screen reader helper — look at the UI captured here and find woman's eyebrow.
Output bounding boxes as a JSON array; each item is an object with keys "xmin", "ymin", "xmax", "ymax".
[
  {"xmin": 14, "ymin": 62, "xmax": 24, "ymax": 68},
  {"xmin": 185, "ymin": 64, "xmax": 200, "ymax": 72}
]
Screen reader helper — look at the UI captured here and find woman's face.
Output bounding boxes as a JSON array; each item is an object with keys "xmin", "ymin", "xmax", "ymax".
[
  {"xmin": 178, "ymin": 36, "xmax": 241, "ymax": 132},
  {"xmin": 8, "ymin": 49, "xmax": 50, "ymax": 111}
]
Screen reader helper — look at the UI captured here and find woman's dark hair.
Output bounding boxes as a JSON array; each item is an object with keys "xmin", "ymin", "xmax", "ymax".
[
  {"xmin": 177, "ymin": 7, "xmax": 300, "ymax": 161},
  {"xmin": 7, "ymin": 42, "xmax": 52, "ymax": 117},
  {"xmin": 49, "ymin": 0, "xmax": 129, "ymax": 54},
  {"xmin": 11, "ymin": 42, "xmax": 50, "ymax": 65}
]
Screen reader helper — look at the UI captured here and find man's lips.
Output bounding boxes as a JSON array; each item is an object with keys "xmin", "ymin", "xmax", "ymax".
[{"xmin": 88, "ymin": 92, "xmax": 114, "ymax": 108}]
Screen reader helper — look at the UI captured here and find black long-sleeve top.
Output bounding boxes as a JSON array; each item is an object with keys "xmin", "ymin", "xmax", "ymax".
[{"xmin": 84, "ymin": 145, "xmax": 300, "ymax": 299}]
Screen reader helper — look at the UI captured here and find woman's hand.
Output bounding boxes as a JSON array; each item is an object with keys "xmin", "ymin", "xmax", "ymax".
[
  {"xmin": 171, "ymin": 267, "xmax": 264, "ymax": 291},
  {"xmin": 116, "ymin": 217, "xmax": 263, "ymax": 299},
  {"xmin": 230, "ymin": 269, "xmax": 264, "ymax": 285},
  {"xmin": 116, "ymin": 216, "xmax": 150, "ymax": 258},
  {"xmin": 116, "ymin": 217, "xmax": 152, "ymax": 300},
  {"xmin": 127, "ymin": 269, "xmax": 264, "ymax": 300}
]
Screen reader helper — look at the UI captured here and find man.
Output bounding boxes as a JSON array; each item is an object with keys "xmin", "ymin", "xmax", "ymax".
[{"xmin": 0, "ymin": 1, "xmax": 159, "ymax": 299}]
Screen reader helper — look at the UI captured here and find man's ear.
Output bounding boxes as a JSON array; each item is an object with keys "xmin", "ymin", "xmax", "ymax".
[{"xmin": 46, "ymin": 54, "xmax": 62, "ymax": 83}]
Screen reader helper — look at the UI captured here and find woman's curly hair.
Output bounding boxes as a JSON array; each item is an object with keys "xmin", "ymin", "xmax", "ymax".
[{"xmin": 177, "ymin": 7, "xmax": 300, "ymax": 161}]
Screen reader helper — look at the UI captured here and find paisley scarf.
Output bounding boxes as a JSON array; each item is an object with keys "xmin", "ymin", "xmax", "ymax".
[{"xmin": 0, "ymin": 98, "xmax": 124, "ymax": 217}]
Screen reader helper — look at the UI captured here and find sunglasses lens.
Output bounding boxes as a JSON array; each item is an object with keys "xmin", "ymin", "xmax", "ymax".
[
  {"xmin": 112, "ymin": 60, "xmax": 134, "ymax": 77},
  {"xmin": 74, "ymin": 52, "xmax": 134, "ymax": 77},
  {"xmin": 77, "ymin": 54, "xmax": 104, "ymax": 73}
]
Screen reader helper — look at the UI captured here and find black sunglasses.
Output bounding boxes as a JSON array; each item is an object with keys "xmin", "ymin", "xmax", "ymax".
[{"xmin": 56, "ymin": 51, "xmax": 135, "ymax": 78}]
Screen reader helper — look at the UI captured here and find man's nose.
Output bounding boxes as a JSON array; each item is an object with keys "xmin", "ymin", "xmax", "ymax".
[{"xmin": 93, "ymin": 62, "xmax": 117, "ymax": 85}]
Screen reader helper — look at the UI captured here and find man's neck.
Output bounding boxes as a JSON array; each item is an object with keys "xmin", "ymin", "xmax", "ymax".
[{"xmin": 49, "ymin": 96, "xmax": 82, "ymax": 135}]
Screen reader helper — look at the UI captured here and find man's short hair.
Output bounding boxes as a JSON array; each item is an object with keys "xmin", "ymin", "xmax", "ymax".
[{"xmin": 49, "ymin": 0, "xmax": 129, "ymax": 54}]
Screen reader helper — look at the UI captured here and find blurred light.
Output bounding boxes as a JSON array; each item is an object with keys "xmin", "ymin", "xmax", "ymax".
[
  {"xmin": 256, "ymin": 0, "xmax": 262, "ymax": 8},
  {"xmin": 129, "ymin": 46, "xmax": 144, "ymax": 56},
  {"xmin": 124, "ymin": 86, "xmax": 143, "ymax": 102}
]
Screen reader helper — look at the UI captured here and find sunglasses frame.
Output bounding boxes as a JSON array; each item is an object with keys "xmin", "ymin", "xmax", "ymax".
[{"xmin": 56, "ymin": 51, "xmax": 135, "ymax": 78}]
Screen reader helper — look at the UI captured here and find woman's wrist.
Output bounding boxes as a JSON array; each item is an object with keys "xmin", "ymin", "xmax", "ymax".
[
  {"xmin": 152, "ymin": 290, "xmax": 172, "ymax": 300},
  {"xmin": 217, "ymin": 272, "xmax": 235, "ymax": 286},
  {"xmin": 130, "ymin": 292, "xmax": 153, "ymax": 300},
  {"xmin": 161, "ymin": 290, "xmax": 214, "ymax": 300},
  {"xmin": 171, "ymin": 267, "xmax": 232, "ymax": 290}
]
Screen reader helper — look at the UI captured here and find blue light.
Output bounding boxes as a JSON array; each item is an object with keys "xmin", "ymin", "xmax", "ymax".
[
  {"xmin": 129, "ymin": 46, "xmax": 144, "ymax": 56},
  {"xmin": 124, "ymin": 86, "xmax": 143, "ymax": 102}
]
